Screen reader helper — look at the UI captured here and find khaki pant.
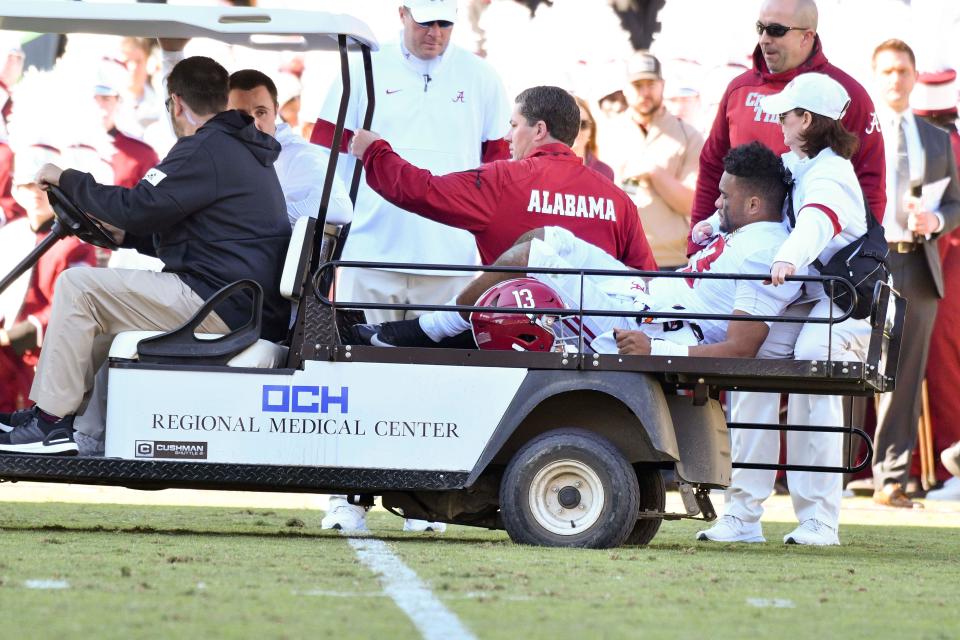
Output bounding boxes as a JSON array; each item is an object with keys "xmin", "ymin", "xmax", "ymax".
[
  {"xmin": 336, "ymin": 268, "xmax": 475, "ymax": 324},
  {"xmin": 30, "ymin": 267, "xmax": 229, "ymax": 418}
]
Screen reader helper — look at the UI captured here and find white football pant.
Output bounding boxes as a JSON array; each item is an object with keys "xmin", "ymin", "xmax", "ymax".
[{"xmin": 724, "ymin": 298, "xmax": 871, "ymax": 529}]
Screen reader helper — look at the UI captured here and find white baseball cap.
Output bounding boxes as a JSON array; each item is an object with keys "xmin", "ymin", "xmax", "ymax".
[
  {"xmin": 403, "ymin": 0, "xmax": 457, "ymax": 24},
  {"xmin": 759, "ymin": 73, "xmax": 851, "ymax": 120},
  {"xmin": 94, "ymin": 57, "xmax": 127, "ymax": 97},
  {"xmin": 13, "ymin": 143, "xmax": 60, "ymax": 185}
]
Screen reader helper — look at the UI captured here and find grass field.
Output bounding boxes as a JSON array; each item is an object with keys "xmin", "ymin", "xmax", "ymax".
[{"xmin": 1, "ymin": 487, "xmax": 957, "ymax": 640}]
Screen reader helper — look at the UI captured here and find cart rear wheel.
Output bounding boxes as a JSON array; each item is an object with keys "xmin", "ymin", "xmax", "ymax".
[
  {"xmin": 499, "ymin": 428, "xmax": 640, "ymax": 549},
  {"xmin": 624, "ymin": 467, "xmax": 665, "ymax": 546}
]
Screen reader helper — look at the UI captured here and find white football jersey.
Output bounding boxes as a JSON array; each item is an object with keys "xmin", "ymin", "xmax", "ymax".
[{"xmin": 644, "ymin": 221, "xmax": 804, "ymax": 344}]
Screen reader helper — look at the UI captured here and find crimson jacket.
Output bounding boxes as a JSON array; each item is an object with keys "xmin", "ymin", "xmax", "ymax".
[
  {"xmin": 0, "ymin": 143, "xmax": 23, "ymax": 224},
  {"xmin": 690, "ymin": 37, "xmax": 886, "ymax": 255},
  {"xmin": 15, "ymin": 230, "xmax": 97, "ymax": 364},
  {"xmin": 361, "ymin": 141, "xmax": 657, "ymax": 271},
  {"xmin": 109, "ymin": 128, "xmax": 159, "ymax": 189},
  {"xmin": 1, "ymin": 227, "xmax": 95, "ymax": 411}
]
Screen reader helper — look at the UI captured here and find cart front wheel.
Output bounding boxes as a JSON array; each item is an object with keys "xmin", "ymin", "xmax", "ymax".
[{"xmin": 499, "ymin": 428, "xmax": 640, "ymax": 549}]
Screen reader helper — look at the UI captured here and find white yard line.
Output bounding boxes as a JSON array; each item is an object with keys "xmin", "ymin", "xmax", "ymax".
[
  {"xmin": 746, "ymin": 598, "xmax": 796, "ymax": 608},
  {"xmin": 346, "ymin": 536, "xmax": 476, "ymax": 640}
]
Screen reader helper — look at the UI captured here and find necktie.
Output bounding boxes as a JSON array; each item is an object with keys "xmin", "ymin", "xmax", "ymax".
[{"xmin": 895, "ymin": 116, "xmax": 911, "ymax": 228}]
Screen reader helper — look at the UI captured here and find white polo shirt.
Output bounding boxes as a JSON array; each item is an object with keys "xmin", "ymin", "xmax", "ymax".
[{"xmin": 318, "ymin": 39, "xmax": 511, "ymax": 273}]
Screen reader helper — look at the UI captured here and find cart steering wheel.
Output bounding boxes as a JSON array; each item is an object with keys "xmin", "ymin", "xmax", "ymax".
[{"xmin": 46, "ymin": 185, "xmax": 120, "ymax": 250}]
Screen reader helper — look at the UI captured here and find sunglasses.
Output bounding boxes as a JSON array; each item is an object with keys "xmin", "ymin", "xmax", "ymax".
[
  {"xmin": 756, "ymin": 21, "xmax": 807, "ymax": 37},
  {"xmin": 778, "ymin": 109, "xmax": 804, "ymax": 124},
  {"xmin": 414, "ymin": 18, "xmax": 453, "ymax": 29}
]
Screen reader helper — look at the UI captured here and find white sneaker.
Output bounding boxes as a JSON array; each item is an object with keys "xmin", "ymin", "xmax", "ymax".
[
  {"xmin": 925, "ymin": 476, "xmax": 960, "ymax": 501},
  {"xmin": 321, "ymin": 496, "xmax": 368, "ymax": 531},
  {"xmin": 402, "ymin": 518, "xmax": 447, "ymax": 533},
  {"xmin": 695, "ymin": 515, "xmax": 765, "ymax": 543},
  {"xmin": 783, "ymin": 519, "xmax": 839, "ymax": 546},
  {"xmin": 941, "ymin": 441, "xmax": 960, "ymax": 478}
]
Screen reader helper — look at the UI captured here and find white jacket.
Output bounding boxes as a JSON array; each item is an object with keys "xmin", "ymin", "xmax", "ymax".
[{"xmin": 774, "ymin": 148, "xmax": 867, "ymax": 269}]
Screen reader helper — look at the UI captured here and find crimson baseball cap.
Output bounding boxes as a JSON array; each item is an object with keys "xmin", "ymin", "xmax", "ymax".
[
  {"xmin": 403, "ymin": 0, "xmax": 457, "ymax": 24},
  {"xmin": 760, "ymin": 72, "xmax": 851, "ymax": 120}
]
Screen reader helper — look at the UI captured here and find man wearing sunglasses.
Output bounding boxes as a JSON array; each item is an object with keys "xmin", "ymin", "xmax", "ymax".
[
  {"xmin": 689, "ymin": 0, "xmax": 885, "ymax": 258},
  {"xmin": 689, "ymin": 0, "xmax": 886, "ymax": 545},
  {"xmin": 310, "ymin": 0, "xmax": 511, "ymax": 534}
]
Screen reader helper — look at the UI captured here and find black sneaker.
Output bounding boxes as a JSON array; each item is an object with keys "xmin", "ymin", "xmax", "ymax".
[
  {"xmin": 345, "ymin": 319, "xmax": 476, "ymax": 349},
  {"xmin": 0, "ymin": 406, "xmax": 38, "ymax": 433},
  {"xmin": 0, "ymin": 412, "xmax": 78, "ymax": 456}
]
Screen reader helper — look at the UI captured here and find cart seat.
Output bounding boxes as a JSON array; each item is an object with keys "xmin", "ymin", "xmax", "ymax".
[
  {"xmin": 108, "ymin": 330, "xmax": 287, "ymax": 367},
  {"xmin": 109, "ymin": 216, "xmax": 335, "ymax": 369}
]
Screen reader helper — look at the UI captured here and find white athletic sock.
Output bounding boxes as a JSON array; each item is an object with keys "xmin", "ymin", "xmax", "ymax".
[{"xmin": 419, "ymin": 308, "xmax": 470, "ymax": 342}]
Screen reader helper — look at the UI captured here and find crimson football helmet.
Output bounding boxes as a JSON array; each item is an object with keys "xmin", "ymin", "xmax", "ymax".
[{"xmin": 470, "ymin": 278, "xmax": 568, "ymax": 352}]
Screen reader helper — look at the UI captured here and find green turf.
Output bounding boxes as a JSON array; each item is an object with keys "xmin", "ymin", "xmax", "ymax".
[
  {"xmin": 0, "ymin": 503, "xmax": 418, "ymax": 640},
  {"xmin": 393, "ymin": 520, "xmax": 959, "ymax": 640},
  {"xmin": 0, "ymin": 502, "xmax": 956, "ymax": 640}
]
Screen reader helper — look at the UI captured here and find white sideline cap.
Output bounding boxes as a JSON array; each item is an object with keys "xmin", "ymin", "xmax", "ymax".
[
  {"xmin": 760, "ymin": 72, "xmax": 851, "ymax": 120},
  {"xmin": 94, "ymin": 56, "xmax": 127, "ymax": 97},
  {"xmin": 13, "ymin": 143, "xmax": 60, "ymax": 185},
  {"xmin": 403, "ymin": 0, "xmax": 457, "ymax": 24}
]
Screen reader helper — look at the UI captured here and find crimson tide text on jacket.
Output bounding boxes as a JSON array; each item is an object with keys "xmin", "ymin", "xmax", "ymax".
[
  {"xmin": 59, "ymin": 110, "xmax": 291, "ymax": 341},
  {"xmin": 361, "ymin": 140, "xmax": 658, "ymax": 271},
  {"xmin": 690, "ymin": 37, "xmax": 886, "ymax": 256}
]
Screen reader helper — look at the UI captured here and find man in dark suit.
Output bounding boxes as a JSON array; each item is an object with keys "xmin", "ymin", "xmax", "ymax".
[{"xmin": 871, "ymin": 39, "xmax": 960, "ymax": 508}]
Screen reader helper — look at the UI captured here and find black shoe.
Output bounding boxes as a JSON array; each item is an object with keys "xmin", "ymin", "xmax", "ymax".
[
  {"xmin": 0, "ymin": 412, "xmax": 78, "ymax": 456},
  {"xmin": 0, "ymin": 406, "xmax": 38, "ymax": 433},
  {"xmin": 346, "ymin": 319, "xmax": 476, "ymax": 349}
]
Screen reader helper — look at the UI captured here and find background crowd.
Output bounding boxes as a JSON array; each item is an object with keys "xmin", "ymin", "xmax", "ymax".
[{"xmin": 1, "ymin": 0, "xmax": 960, "ymax": 506}]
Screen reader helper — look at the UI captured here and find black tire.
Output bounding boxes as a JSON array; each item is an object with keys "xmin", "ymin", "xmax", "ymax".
[
  {"xmin": 499, "ymin": 428, "xmax": 640, "ymax": 549},
  {"xmin": 623, "ymin": 467, "xmax": 665, "ymax": 546}
]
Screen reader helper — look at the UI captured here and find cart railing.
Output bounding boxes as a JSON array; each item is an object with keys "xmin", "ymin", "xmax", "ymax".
[
  {"xmin": 314, "ymin": 261, "xmax": 859, "ymax": 324},
  {"xmin": 313, "ymin": 262, "xmax": 903, "ymax": 385}
]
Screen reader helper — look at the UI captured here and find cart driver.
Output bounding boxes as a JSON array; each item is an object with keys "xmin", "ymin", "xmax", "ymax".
[
  {"xmin": 351, "ymin": 142, "xmax": 805, "ymax": 358},
  {"xmin": 0, "ymin": 56, "xmax": 291, "ymax": 455}
]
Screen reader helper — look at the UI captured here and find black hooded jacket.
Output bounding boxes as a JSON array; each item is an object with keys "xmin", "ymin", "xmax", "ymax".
[{"xmin": 60, "ymin": 110, "xmax": 291, "ymax": 341}]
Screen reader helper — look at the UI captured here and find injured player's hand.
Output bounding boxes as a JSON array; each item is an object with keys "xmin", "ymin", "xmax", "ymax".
[{"xmin": 614, "ymin": 328, "xmax": 651, "ymax": 356}]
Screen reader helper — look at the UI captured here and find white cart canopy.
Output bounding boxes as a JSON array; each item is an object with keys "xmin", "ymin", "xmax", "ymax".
[{"xmin": 0, "ymin": 1, "xmax": 378, "ymax": 51}]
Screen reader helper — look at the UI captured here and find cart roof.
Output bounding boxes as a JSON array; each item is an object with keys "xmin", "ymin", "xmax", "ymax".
[{"xmin": 0, "ymin": 1, "xmax": 379, "ymax": 52}]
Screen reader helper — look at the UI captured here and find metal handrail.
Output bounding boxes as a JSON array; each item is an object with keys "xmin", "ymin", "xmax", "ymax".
[
  {"xmin": 729, "ymin": 422, "xmax": 874, "ymax": 474},
  {"xmin": 313, "ymin": 260, "xmax": 859, "ymax": 325}
]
